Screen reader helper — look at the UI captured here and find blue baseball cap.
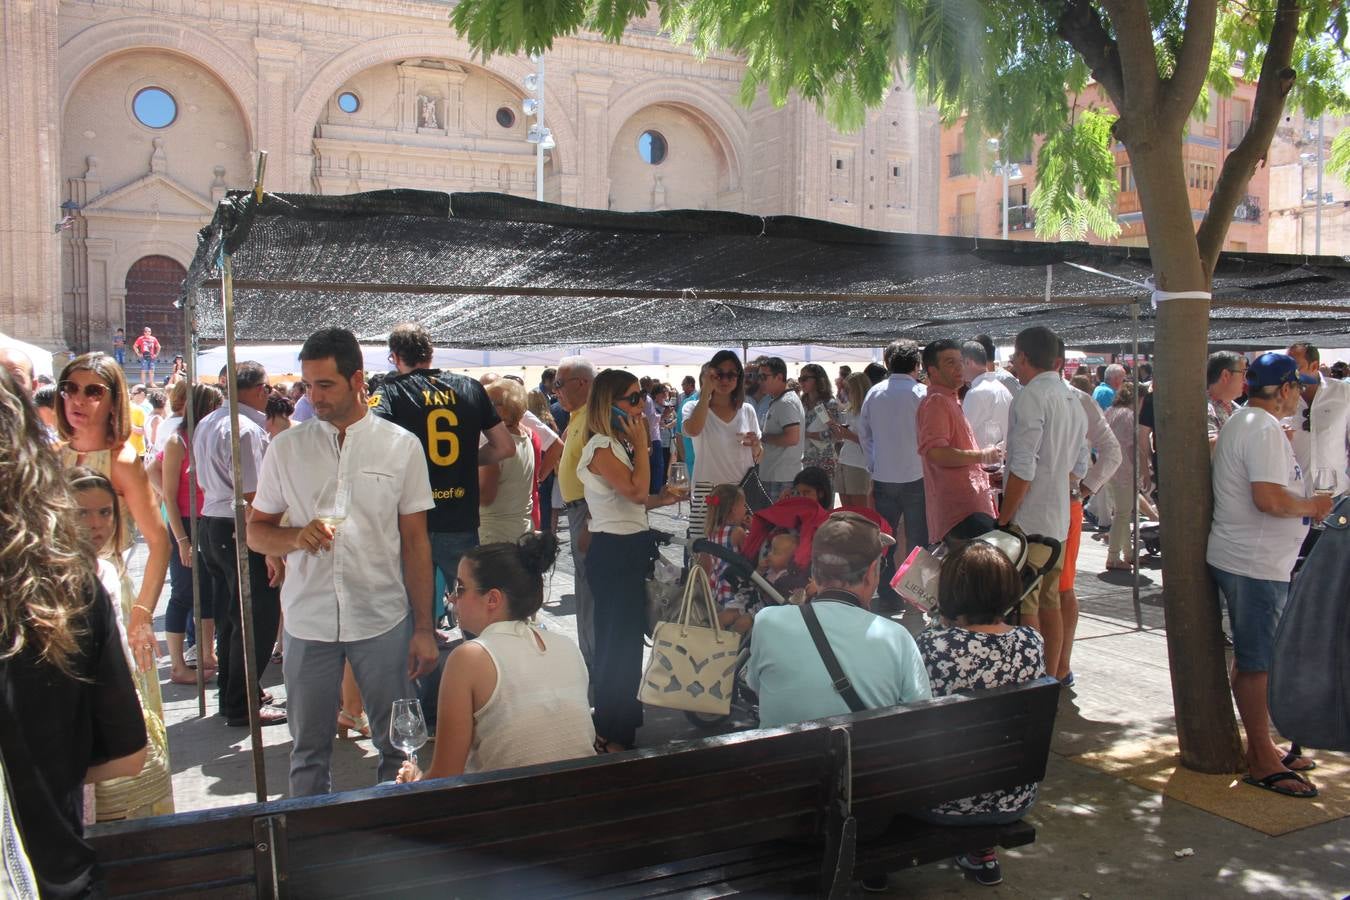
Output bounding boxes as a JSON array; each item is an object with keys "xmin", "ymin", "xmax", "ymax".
[{"xmin": 1246, "ymin": 352, "xmax": 1307, "ymax": 390}]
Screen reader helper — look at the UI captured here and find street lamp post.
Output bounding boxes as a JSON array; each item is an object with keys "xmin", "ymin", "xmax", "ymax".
[
  {"xmin": 523, "ymin": 54, "xmax": 554, "ymax": 202},
  {"xmin": 988, "ymin": 136, "xmax": 1021, "ymax": 240}
]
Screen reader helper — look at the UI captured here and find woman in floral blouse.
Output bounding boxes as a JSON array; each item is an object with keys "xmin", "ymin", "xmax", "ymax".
[{"xmin": 915, "ymin": 540, "xmax": 1046, "ymax": 887}]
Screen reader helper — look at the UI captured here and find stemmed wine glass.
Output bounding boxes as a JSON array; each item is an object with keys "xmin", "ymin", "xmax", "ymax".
[
  {"xmin": 978, "ymin": 422, "xmax": 1004, "ymax": 502},
  {"xmin": 313, "ymin": 476, "xmax": 350, "ymax": 552},
  {"xmin": 390, "ymin": 698, "xmax": 428, "ymax": 770},
  {"xmin": 668, "ymin": 461, "xmax": 690, "ymax": 520},
  {"xmin": 1312, "ymin": 468, "xmax": 1337, "ymax": 528}
]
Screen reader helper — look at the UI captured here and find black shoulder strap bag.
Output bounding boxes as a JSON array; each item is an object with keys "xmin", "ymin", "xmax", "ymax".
[{"xmin": 800, "ymin": 601, "xmax": 867, "ymax": 713}]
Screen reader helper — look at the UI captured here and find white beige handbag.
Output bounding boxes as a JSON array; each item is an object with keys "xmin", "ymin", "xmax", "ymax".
[{"xmin": 639, "ymin": 566, "xmax": 739, "ymax": 715}]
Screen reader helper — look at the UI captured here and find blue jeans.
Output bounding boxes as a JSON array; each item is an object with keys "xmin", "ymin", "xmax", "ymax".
[
  {"xmin": 430, "ymin": 530, "xmax": 478, "ymax": 587},
  {"xmin": 113, "ymin": 347, "xmax": 125, "ymax": 365},
  {"xmin": 1209, "ymin": 565, "xmax": 1289, "ymax": 672},
  {"xmin": 872, "ymin": 479, "xmax": 928, "ymax": 596}
]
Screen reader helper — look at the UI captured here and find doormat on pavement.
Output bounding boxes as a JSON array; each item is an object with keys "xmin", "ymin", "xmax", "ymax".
[{"xmin": 1066, "ymin": 737, "xmax": 1350, "ymax": 837}]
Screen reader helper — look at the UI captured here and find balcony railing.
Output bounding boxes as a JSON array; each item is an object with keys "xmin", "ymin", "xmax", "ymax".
[
  {"xmin": 949, "ymin": 213, "xmax": 978, "ymax": 236},
  {"xmin": 1232, "ymin": 194, "xmax": 1261, "ymax": 223},
  {"xmin": 998, "ymin": 204, "xmax": 1037, "ymax": 232}
]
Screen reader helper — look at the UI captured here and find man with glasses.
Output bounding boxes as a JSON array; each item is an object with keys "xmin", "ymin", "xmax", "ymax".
[
  {"xmin": 554, "ymin": 356, "xmax": 599, "ymax": 669},
  {"xmin": 757, "ymin": 356, "xmax": 804, "ymax": 501},
  {"xmin": 372, "ymin": 323, "xmax": 513, "ymax": 628},
  {"xmin": 194, "ymin": 360, "xmax": 287, "ymax": 728},
  {"xmin": 1282, "ymin": 342, "xmax": 1350, "ymax": 500},
  {"xmin": 747, "ymin": 510, "xmax": 931, "ymax": 728},
  {"xmin": 1206, "ymin": 351, "xmax": 1248, "ymax": 449}
]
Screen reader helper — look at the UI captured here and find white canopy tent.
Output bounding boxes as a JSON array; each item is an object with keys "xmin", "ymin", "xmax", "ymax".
[{"xmin": 0, "ymin": 332, "xmax": 54, "ymax": 379}]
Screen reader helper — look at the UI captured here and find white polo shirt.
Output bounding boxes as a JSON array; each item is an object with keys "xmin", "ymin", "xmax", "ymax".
[
  {"xmin": 252, "ymin": 411, "xmax": 435, "ymax": 643},
  {"xmin": 962, "ymin": 372, "xmax": 1012, "ymax": 444},
  {"xmin": 1005, "ymin": 371, "xmax": 1087, "ymax": 540}
]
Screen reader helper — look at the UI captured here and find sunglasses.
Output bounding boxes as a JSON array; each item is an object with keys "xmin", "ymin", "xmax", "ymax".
[
  {"xmin": 618, "ymin": 391, "xmax": 644, "ymax": 406},
  {"xmin": 713, "ymin": 370, "xmax": 740, "ymax": 382},
  {"xmin": 59, "ymin": 381, "xmax": 109, "ymax": 401},
  {"xmin": 1302, "ymin": 407, "xmax": 1311, "ymax": 432}
]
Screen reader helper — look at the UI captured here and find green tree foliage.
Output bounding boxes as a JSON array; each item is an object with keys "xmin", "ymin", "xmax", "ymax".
[
  {"xmin": 450, "ymin": 1, "xmax": 1345, "ymax": 243},
  {"xmin": 1330, "ymin": 124, "xmax": 1350, "ymax": 183}
]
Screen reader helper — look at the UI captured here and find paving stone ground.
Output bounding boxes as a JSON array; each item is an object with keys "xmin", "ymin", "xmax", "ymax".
[{"xmin": 126, "ymin": 507, "xmax": 1349, "ymax": 898}]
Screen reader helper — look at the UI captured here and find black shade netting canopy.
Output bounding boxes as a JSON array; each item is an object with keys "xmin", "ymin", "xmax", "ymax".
[{"xmin": 184, "ymin": 190, "xmax": 1350, "ymax": 348}]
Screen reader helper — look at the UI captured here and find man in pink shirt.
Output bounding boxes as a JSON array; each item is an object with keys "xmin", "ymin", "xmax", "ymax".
[{"xmin": 916, "ymin": 339, "xmax": 1002, "ymax": 542}]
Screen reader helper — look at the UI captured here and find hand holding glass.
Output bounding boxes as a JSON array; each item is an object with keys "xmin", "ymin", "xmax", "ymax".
[
  {"xmin": 391, "ymin": 698, "xmax": 428, "ymax": 769},
  {"xmin": 313, "ymin": 477, "xmax": 350, "ymax": 552},
  {"xmin": 979, "ymin": 423, "xmax": 1004, "ymax": 475},
  {"xmin": 1312, "ymin": 468, "xmax": 1337, "ymax": 497}
]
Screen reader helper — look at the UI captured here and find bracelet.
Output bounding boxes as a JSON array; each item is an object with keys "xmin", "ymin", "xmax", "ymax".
[
  {"xmin": 130, "ymin": 604, "xmax": 153, "ymax": 617},
  {"xmin": 176, "ymin": 537, "xmax": 190, "ymax": 543}
]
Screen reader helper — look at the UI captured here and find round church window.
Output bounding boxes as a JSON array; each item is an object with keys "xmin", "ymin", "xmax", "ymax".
[
  {"xmin": 637, "ymin": 130, "xmax": 668, "ymax": 165},
  {"xmin": 337, "ymin": 91, "xmax": 361, "ymax": 114},
  {"xmin": 133, "ymin": 87, "xmax": 177, "ymax": 129}
]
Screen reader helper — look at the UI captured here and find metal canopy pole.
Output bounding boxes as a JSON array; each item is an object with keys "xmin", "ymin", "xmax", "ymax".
[
  {"xmin": 223, "ymin": 151, "xmax": 269, "ymax": 803},
  {"xmin": 183, "ymin": 254, "xmax": 206, "ymax": 717},
  {"xmin": 1130, "ymin": 300, "xmax": 1143, "ymax": 631}
]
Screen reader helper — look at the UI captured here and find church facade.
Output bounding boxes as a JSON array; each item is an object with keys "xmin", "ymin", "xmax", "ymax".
[{"xmin": 1, "ymin": 0, "xmax": 941, "ymax": 356}]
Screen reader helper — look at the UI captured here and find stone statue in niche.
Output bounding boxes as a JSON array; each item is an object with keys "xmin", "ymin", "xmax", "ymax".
[
  {"xmin": 419, "ymin": 95, "xmax": 439, "ymax": 129},
  {"xmin": 652, "ymin": 175, "xmax": 667, "ymax": 210}
]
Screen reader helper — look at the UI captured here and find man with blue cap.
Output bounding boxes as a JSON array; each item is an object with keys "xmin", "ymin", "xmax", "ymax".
[{"xmin": 1207, "ymin": 352, "xmax": 1334, "ymax": 800}]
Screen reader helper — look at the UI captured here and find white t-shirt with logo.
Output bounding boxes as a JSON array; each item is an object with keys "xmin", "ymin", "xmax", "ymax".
[{"xmin": 1207, "ymin": 406, "xmax": 1309, "ymax": 583}]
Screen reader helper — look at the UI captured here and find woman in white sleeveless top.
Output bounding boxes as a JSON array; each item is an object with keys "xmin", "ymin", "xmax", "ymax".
[{"xmin": 396, "ymin": 532, "xmax": 594, "ymax": 780}]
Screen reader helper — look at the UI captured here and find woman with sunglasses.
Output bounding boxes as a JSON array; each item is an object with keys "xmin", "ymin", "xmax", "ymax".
[
  {"xmin": 579, "ymin": 369, "xmax": 684, "ymax": 753},
  {"xmin": 395, "ymin": 532, "xmax": 594, "ymax": 782},
  {"xmin": 682, "ymin": 350, "xmax": 762, "ymax": 539},
  {"xmin": 799, "ymin": 363, "xmax": 839, "ymax": 486},
  {"xmin": 55, "ymin": 353, "xmax": 170, "ymax": 675}
]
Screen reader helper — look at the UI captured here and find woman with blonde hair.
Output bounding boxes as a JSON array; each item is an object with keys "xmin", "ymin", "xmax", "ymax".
[
  {"xmin": 830, "ymin": 371, "xmax": 874, "ymax": 508},
  {"xmin": 55, "ymin": 352, "xmax": 170, "ymax": 674},
  {"xmin": 480, "ymin": 378, "xmax": 537, "ymax": 544},
  {"xmin": 580, "ymin": 369, "xmax": 684, "ymax": 752},
  {"xmin": 0, "ymin": 368, "xmax": 147, "ymax": 895},
  {"xmin": 67, "ymin": 467, "xmax": 175, "ymax": 820}
]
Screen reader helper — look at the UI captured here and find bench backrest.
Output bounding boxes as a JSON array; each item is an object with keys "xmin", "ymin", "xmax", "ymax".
[
  {"xmin": 91, "ymin": 727, "xmax": 840, "ymax": 898},
  {"xmin": 88, "ymin": 679, "xmax": 1059, "ymax": 898}
]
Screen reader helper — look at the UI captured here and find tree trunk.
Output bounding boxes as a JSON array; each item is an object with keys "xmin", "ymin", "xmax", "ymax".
[{"xmin": 1129, "ymin": 140, "xmax": 1246, "ymax": 774}]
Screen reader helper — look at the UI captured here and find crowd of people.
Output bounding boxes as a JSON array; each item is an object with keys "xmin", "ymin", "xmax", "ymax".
[{"xmin": 1, "ymin": 323, "xmax": 1347, "ymax": 895}]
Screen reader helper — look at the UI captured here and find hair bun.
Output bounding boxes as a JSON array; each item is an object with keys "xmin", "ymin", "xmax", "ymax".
[{"xmin": 516, "ymin": 531, "xmax": 560, "ymax": 576}]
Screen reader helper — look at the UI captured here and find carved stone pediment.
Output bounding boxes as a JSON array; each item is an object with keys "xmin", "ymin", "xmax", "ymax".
[{"xmin": 82, "ymin": 172, "xmax": 215, "ymax": 218}]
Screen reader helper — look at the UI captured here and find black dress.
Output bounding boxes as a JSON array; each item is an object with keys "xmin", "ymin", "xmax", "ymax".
[{"xmin": 0, "ymin": 581, "xmax": 147, "ymax": 898}]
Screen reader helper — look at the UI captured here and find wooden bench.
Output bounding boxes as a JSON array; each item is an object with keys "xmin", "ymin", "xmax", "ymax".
[{"xmin": 88, "ymin": 677, "xmax": 1060, "ymax": 898}]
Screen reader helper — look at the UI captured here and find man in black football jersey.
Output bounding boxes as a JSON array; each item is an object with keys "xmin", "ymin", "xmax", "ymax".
[{"xmin": 373, "ymin": 324, "xmax": 514, "ymax": 606}]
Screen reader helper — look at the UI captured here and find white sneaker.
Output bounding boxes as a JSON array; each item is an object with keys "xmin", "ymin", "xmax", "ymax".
[{"xmin": 184, "ymin": 644, "xmax": 198, "ymax": 667}]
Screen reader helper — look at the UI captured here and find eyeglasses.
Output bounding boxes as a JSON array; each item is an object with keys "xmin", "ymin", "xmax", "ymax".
[
  {"xmin": 618, "ymin": 391, "xmax": 644, "ymax": 406},
  {"xmin": 713, "ymin": 370, "xmax": 740, "ymax": 382},
  {"xmin": 59, "ymin": 381, "xmax": 108, "ymax": 401}
]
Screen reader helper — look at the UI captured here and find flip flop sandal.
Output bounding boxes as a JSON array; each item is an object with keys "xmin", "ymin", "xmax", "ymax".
[
  {"xmin": 1281, "ymin": 751, "xmax": 1317, "ymax": 771},
  {"xmin": 1243, "ymin": 771, "xmax": 1318, "ymax": 798}
]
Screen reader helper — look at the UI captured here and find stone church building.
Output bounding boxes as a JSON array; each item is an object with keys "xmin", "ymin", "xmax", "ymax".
[{"xmin": 1, "ymin": 0, "xmax": 941, "ymax": 356}]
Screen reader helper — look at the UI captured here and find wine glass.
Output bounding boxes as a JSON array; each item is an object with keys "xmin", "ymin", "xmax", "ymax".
[
  {"xmin": 313, "ymin": 477, "xmax": 350, "ymax": 551},
  {"xmin": 668, "ymin": 461, "xmax": 690, "ymax": 520},
  {"xmin": 390, "ymin": 698, "xmax": 428, "ymax": 769},
  {"xmin": 1312, "ymin": 468, "xmax": 1337, "ymax": 497}
]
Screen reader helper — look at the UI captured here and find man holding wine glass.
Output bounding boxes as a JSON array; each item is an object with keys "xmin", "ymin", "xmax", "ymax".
[
  {"xmin": 247, "ymin": 328, "xmax": 439, "ymax": 796},
  {"xmin": 916, "ymin": 339, "xmax": 1001, "ymax": 543},
  {"xmin": 1282, "ymin": 342, "xmax": 1350, "ymax": 558}
]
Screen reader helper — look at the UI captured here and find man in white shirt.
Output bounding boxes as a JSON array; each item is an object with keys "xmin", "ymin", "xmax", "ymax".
[
  {"xmin": 1059, "ymin": 343, "xmax": 1120, "ymax": 685},
  {"xmin": 961, "ymin": 340, "xmax": 1012, "ymax": 444},
  {"xmin": 997, "ymin": 326, "xmax": 1086, "ymax": 674},
  {"xmin": 248, "ymin": 328, "xmax": 438, "ymax": 796},
  {"xmin": 975, "ymin": 334, "xmax": 1020, "ymax": 397},
  {"xmin": 858, "ymin": 339, "xmax": 928, "ymax": 601},
  {"xmin": 757, "ymin": 356, "xmax": 805, "ymax": 500},
  {"xmin": 1284, "ymin": 342, "xmax": 1350, "ymax": 500},
  {"xmin": 1208, "ymin": 352, "xmax": 1331, "ymax": 799},
  {"xmin": 289, "ymin": 381, "xmax": 314, "ymax": 423},
  {"xmin": 193, "ymin": 361, "xmax": 286, "ymax": 727}
]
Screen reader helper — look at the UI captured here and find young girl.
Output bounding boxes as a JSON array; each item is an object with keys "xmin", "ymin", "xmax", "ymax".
[
  {"xmin": 67, "ymin": 468, "xmax": 175, "ymax": 821},
  {"xmin": 700, "ymin": 483, "xmax": 754, "ymax": 633}
]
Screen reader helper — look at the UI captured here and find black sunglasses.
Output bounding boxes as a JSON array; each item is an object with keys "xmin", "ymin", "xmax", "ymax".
[
  {"xmin": 618, "ymin": 391, "xmax": 644, "ymax": 406},
  {"xmin": 713, "ymin": 370, "xmax": 740, "ymax": 382},
  {"xmin": 59, "ymin": 381, "xmax": 108, "ymax": 400},
  {"xmin": 1302, "ymin": 407, "xmax": 1311, "ymax": 432}
]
